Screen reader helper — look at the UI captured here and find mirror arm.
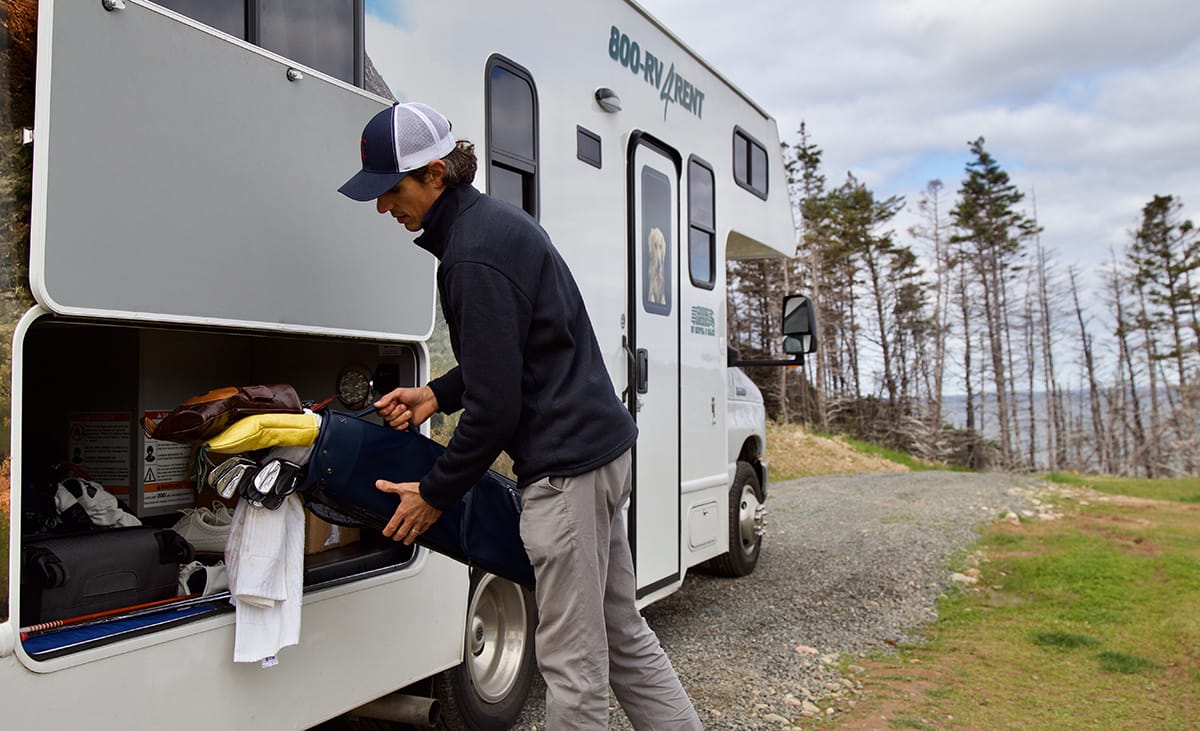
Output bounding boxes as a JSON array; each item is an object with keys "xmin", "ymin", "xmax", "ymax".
[{"xmin": 731, "ymin": 354, "xmax": 805, "ymax": 368}]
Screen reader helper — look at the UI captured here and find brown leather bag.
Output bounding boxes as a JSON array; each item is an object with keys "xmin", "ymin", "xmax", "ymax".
[{"xmin": 143, "ymin": 384, "xmax": 304, "ymax": 444}]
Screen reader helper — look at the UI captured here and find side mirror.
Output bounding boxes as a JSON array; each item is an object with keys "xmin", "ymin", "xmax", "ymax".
[
  {"xmin": 781, "ymin": 294, "xmax": 817, "ymax": 355},
  {"xmin": 783, "ymin": 336, "xmax": 807, "ymax": 355},
  {"xmin": 729, "ymin": 294, "xmax": 818, "ymax": 368}
]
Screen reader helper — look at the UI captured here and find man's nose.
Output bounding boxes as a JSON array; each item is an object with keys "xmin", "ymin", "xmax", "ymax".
[{"xmin": 376, "ymin": 196, "xmax": 389, "ymax": 214}]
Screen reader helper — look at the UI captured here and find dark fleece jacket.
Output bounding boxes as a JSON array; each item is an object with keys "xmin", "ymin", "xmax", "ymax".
[{"xmin": 414, "ymin": 185, "xmax": 637, "ymax": 510}]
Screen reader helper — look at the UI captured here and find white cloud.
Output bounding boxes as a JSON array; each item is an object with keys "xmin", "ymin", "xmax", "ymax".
[{"xmin": 640, "ymin": 0, "xmax": 1200, "ymax": 279}]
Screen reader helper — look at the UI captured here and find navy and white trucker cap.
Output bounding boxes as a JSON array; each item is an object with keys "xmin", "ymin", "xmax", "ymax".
[{"xmin": 338, "ymin": 102, "xmax": 455, "ymax": 201}]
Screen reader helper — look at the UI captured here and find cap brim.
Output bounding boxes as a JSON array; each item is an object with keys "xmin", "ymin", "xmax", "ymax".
[{"xmin": 337, "ymin": 169, "xmax": 408, "ymax": 202}]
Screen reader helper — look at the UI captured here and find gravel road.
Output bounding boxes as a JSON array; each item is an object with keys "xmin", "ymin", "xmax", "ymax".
[{"xmin": 513, "ymin": 471, "xmax": 1044, "ymax": 729}]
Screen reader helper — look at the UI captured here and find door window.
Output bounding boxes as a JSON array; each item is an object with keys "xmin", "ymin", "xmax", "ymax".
[{"xmin": 641, "ymin": 166, "xmax": 673, "ymax": 316}]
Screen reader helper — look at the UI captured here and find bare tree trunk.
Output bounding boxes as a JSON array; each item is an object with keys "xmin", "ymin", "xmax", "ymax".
[
  {"xmin": 1109, "ymin": 258, "xmax": 1152, "ymax": 477},
  {"xmin": 1000, "ymin": 263, "xmax": 1023, "ymax": 468},
  {"xmin": 862, "ymin": 251, "xmax": 897, "ymax": 407},
  {"xmin": 847, "ymin": 297, "xmax": 862, "ymax": 402},
  {"xmin": 806, "ymin": 246, "xmax": 830, "ymax": 431},
  {"xmin": 778, "ymin": 260, "xmax": 791, "ymax": 423},
  {"xmin": 1035, "ymin": 240, "xmax": 1064, "ymax": 470},
  {"xmin": 1024, "ymin": 285, "xmax": 1038, "ymax": 471},
  {"xmin": 956, "ymin": 257, "xmax": 980, "ymax": 469},
  {"xmin": 1133, "ymin": 281, "xmax": 1163, "ymax": 475},
  {"xmin": 1071, "ymin": 268, "xmax": 1109, "ymax": 473},
  {"xmin": 979, "ymin": 253, "xmax": 1013, "ymax": 466}
]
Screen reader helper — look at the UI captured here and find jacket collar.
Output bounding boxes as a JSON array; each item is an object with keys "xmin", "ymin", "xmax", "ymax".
[{"xmin": 414, "ymin": 184, "xmax": 482, "ymax": 260}]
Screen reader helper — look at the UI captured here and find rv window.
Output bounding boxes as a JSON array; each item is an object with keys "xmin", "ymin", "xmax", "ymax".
[
  {"xmin": 260, "ymin": 0, "xmax": 358, "ymax": 85},
  {"xmin": 486, "ymin": 56, "xmax": 539, "ymax": 218},
  {"xmin": 732, "ymin": 127, "xmax": 768, "ymax": 200},
  {"xmin": 733, "ymin": 134, "xmax": 748, "ymax": 184},
  {"xmin": 750, "ymin": 142, "xmax": 768, "ymax": 194},
  {"xmin": 490, "ymin": 164, "xmax": 528, "ymax": 211},
  {"xmin": 155, "ymin": 0, "xmax": 360, "ymax": 86},
  {"xmin": 687, "ymin": 157, "xmax": 716, "ymax": 289},
  {"xmin": 155, "ymin": 0, "xmax": 246, "ymax": 37}
]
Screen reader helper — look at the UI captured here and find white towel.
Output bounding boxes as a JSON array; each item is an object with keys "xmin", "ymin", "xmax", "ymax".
[{"xmin": 225, "ymin": 492, "xmax": 305, "ymax": 664}]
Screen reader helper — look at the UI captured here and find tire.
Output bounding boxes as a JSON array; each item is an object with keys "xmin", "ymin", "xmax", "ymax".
[
  {"xmin": 435, "ymin": 570, "xmax": 537, "ymax": 730},
  {"xmin": 703, "ymin": 461, "xmax": 764, "ymax": 577}
]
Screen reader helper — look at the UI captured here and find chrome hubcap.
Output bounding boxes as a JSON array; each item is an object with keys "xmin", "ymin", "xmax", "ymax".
[
  {"xmin": 737, "ymin": 485, "xmax": 765, "ymax": 554},
  {"xmin": 464, "ymin": 573, "xmax": 528, "ymax": 703}
]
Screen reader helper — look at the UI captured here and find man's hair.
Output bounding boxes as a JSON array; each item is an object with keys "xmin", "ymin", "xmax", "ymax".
[{"xmin": 411, "ymin": 140, "xmax": 477, "ymax": 186}]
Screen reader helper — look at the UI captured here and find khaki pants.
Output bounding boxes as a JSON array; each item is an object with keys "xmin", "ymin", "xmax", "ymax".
[{"xmin": 519, "ymin": 450, "xmax": 703, "ymax": 730}]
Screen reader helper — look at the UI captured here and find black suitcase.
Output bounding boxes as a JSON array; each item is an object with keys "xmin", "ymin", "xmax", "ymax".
[{"xmin": 21, "ymin": 527, "xmax": 194, "ymax": 625}]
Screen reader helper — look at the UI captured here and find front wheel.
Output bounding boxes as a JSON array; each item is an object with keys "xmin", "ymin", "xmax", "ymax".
[
  {"xmin": 703, "ymin": 461, "xmax": 765, "ymax": 577},
  {"xmin": 435, "ymin": 570, "xmax": 537, "ymax": 730}
]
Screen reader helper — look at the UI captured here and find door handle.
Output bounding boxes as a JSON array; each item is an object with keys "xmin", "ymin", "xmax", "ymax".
[
  {"xmin": 635, "ymin": 348, "xmax": 649, "ymax": 394},
  {"xmin": 622, "ymin": 336, "xmax": 649, "ymax": 398}
]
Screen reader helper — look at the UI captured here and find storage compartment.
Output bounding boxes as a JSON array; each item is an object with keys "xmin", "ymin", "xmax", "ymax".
[
  {"xmin": 687, "ymin": 500, "xmax": 720, "ymax": 550},
  {"xmin": 15, "ymin": 314, "xmax": 421, "ymax": 651}
]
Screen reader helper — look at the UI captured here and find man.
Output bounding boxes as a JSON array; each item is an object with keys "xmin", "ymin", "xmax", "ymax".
[{"xmin": 337, "ymin": 102, "xmax": 702, "ymax": 730}]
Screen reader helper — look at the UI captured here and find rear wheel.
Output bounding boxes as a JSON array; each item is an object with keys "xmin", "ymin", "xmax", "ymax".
[
  {"xmin": 435, "ymin": 570, "xmax": 537, "ymax": 730},
  {"xmin": 704, "ymin": 461, "xmax": 764, "ymax": 577}
]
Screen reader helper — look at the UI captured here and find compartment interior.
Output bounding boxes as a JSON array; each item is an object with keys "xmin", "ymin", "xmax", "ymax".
[{"xmin": 17, "ymin": 316, "xmax": 421, "ymax": 658}]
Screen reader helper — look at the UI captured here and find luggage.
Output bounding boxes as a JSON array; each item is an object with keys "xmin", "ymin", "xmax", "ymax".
[
  {"xmin": 143, "ymin": 384, "xmax": 304, "ymax": 443},
  {"xmin": 300, "ymin": 408, "xmax": 535, "ymax": 588},
  {"xmin": 21, "ymin": 527, "xmax": 195, "ymax": 625}
]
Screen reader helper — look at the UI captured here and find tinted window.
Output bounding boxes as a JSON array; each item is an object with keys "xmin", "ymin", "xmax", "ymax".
[
  {"xmin": 687, "ymin": 158, "xmax": 715, "ymax": 289},
  {"xmin": 733, "ymin": 134, "xmax": 748, "ymax": 185},
  {"xmin": 260, "ymin": 0, "xmax": 357, "ymax": 84},
  {"xmin": 489, "ymin": 66, "xmax": 535, "ymax": 161},
  {"xmin": 688, "ymin": 161, "xmax": 714, "ymax": 228},
  {"xmin": 689, "ymin": 229, "xmax": 714, "ymax": 287},
  {"xmin": 154, "ymin": 0, "xmax": 359, "ymax": 85},
  {"xmin": 490, "ymin": 164, "xmax": 526, "ymax": 211},
  {"xmin": 486, "ymin": 57, "xmax": 538, "ymax": 217},
  {"xmin": 155, "ymin": 0, "xmax": 246, "ymax": 37},
  {"xmin": 733, "ymin": 128, "xmax": 768, "ymax": 200},
  {"xmin": 750, "ymin": 142, "xmax": 768, "ymax": 194}
]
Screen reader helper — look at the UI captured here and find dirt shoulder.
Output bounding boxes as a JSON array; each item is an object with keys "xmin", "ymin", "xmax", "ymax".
[{"xmin": 766, "ymin": 422, "xmax": 910, "ymax": 479}]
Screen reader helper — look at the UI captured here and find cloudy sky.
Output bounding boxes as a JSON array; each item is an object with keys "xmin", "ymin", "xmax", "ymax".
[{"xmin": 638, "ymin": 0, "xmax": 1200, "ymax": 300}]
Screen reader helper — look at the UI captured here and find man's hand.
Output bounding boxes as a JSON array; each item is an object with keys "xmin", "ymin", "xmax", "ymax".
[
  {"xmin": 377, "ymin": 480, "xmax": 443, "ymax": 545},
  {"xmin": 374, "ymin": 385, "xmax": 439, "ymax": 431}
]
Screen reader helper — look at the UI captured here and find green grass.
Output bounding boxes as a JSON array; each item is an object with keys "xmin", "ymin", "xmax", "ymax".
[
  {"xmin": 840, "ymin": 435, "xmax": 955, "ymax": 471},
  {"xmin": 835, "ymin": 480, "xmax": 1200, "ymax": 731},
  {"xmin": 1097, "ymin": 650, "xmax": 1162, "ymax": 674},
  {"xmin": 1030, "ymin": 630, "xmax": 1101, "ymax": 649},
  {"xmin": 1045, "ymin": 471, "xmax": 1200, "ymax": 503}
]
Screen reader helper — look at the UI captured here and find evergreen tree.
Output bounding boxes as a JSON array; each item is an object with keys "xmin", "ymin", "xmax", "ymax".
[
  {"xmin": 950, "ymin": 137, "xmax": 1039, "ymax": 467},
  {"xmin": 1127, "ymin": 195, "xmax": 1199, "ymax": 387}
]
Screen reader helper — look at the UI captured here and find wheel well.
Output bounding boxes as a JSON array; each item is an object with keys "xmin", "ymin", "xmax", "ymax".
[{"xmin": 736, "ymin": 438, "xmax": 764, "ymax": 487}]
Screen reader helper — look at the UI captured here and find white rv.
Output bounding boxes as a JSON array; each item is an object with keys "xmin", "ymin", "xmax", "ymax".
[{"xmin": 0, "ymin": 1, "xmax": 814, "ymax": 728}]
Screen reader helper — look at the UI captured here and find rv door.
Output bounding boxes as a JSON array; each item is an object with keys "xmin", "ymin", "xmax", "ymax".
[{"xmin": 627, "ymin": 135, "xmax": 681, "ymax": 597}]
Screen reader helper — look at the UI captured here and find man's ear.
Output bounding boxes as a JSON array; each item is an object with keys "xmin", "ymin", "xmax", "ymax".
[{"xmin": 427, "ymin": 159, "xmax": 448, "ymax": 189}]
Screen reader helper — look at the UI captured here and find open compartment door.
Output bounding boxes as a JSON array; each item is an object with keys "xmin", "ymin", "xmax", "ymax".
[{"xmin": 30, "ymin": 0, "xmax": 435, "ymax": 340}]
